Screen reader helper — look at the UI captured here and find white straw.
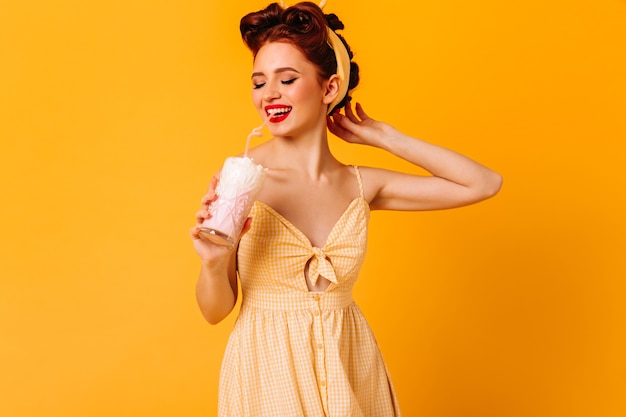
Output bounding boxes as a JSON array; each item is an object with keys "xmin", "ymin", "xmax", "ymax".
[{"xmin": 244, "ymin": 121, "xmax": 266, "ymax": 158}]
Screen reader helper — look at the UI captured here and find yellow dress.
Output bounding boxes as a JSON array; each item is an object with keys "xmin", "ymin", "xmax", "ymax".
[{"xmin": 219, "ymin": 166, "xmax": 401, "ymax": 417}]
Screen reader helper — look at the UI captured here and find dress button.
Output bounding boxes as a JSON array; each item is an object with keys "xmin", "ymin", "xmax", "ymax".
[
  {"xmin": 317, "ymin": 343, "xmax": 323, "ymax": 349},
  {"xmin": 313, "ymin": 310, "xmax": 320, "ymax": 316},
  {"xmin": 320, "ymin": 380, "xmax": 326, "ymax": 387}
]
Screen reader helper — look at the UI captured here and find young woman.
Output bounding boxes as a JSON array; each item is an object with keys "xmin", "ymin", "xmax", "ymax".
[{"xmin": 191, "ymin": 2, "xmax": 502, "ymax": 416}]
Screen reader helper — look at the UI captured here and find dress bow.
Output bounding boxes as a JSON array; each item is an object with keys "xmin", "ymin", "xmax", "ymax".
[{"xmin": 308, "ymin": 247, "xmax": 338, "ymax": 286}]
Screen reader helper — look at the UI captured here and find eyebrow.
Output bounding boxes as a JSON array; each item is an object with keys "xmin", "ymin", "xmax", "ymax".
[{"xmin": 251, "ymin": 67, "xmax": 301, "ymax": 78}]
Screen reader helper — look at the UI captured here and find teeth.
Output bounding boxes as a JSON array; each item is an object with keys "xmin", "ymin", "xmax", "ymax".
[{"xmin": 267, "ymin": 107, "xmax": 292, "ymax": 116}]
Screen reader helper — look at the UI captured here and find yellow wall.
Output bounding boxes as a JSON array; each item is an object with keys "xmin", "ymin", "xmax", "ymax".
[{"xmin": 1, "ymin": 1, "xmax": 624, "ymax": 416}]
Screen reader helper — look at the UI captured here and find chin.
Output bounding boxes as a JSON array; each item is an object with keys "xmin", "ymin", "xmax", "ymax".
[{"xmin": 267, "ymin": 123, "xmax": 295, "ymax": 138}]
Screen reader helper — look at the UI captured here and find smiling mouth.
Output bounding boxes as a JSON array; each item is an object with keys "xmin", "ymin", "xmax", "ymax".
[{"xmin": 266, "ymin": 106, "xmax": 292, "ymax": 122}]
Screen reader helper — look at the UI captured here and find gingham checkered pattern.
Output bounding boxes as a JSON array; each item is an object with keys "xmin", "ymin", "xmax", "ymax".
[{"xmin": 218, "ymin": 166, "xmax": 401, "ymax": 417}]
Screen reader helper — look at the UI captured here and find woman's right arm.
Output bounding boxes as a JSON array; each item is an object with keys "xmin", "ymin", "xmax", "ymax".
[{"xmin": 190, "ymin": 177, "xmax": 241, "ymax": 325}]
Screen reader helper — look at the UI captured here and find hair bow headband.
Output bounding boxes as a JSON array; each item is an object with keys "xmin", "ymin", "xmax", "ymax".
[{"xmin": 279, "ymin": 0, "xmax": 351, "ymax": 113}]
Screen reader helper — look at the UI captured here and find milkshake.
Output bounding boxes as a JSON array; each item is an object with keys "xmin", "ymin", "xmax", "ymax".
[{"xmin": 199, "ymin": 123, "xmax": 267, "ymax": 248}]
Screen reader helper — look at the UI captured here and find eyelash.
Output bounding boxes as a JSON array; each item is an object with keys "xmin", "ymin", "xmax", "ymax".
[{"xmin": 252, "ymin": 78, "xmax": 298, "ymax": 89}]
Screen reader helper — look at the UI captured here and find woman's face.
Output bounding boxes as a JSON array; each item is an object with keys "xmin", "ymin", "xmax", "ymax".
[{"xmin": 251, "ymin": 41, "xmax": 331, "ymax": 137}]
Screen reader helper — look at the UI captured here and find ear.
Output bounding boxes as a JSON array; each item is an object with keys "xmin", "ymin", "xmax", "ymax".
[{"xmin": 322, "ymin": 74, "xmax": 341, "ymax": 106}]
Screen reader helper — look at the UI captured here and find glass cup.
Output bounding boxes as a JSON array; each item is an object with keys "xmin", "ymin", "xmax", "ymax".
[{"xmin": 199, "ymin": 156, "xmax": 266, "ymax": 249}]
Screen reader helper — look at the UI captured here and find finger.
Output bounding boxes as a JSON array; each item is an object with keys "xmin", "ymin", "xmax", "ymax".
[
  {"xmin": 344, "ymin": 101, "xmax": 360, "ymax": 123},
  {"xmin": 326, "ymin": 115, "xmax": 337, "ymax": 132},
  {"xmin": 354, "ymin": 102, "xmax": 370, "ymax": 121},
  {"xmin": 209, "ymin": 176, "xmax": 219, "ymax": 192},
  {"xmin": 331, "ymin": 112, "xmax": 350, "ymax": 127},
  {"xmin": 201, "ymin": 193, "xmax": 217, "ymax": 208},
  {"xmin": 196, "ymin": 209, "xmax": 211, "ymax": 225},
  {"xmin": 190, "ymin": 226, "xmax": 202, "ymax": 240},
  {"xmin": 327, "ymin": 114, "xmax": 353, "ymax": 140},
  {"xmin": 333, "ymin": 112, "xmax": 362, "ymax": 134},
  {"xmin": 327, "ymin": 113, "xmax": 339, "ymax": 130},
  {"xmin": 327, "ymin": 119, "xmax": 341, "ymax": 137}
]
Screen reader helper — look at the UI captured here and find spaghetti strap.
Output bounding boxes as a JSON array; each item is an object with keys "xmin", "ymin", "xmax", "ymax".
[{"xmin": 353, "ymin": 165, "xmax": 364, "ymax": 199}]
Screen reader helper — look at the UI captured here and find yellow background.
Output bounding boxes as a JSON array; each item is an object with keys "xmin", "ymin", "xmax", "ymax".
[{"xmin": 1, "ymin": 0, "xmax": 625, "ymax": 416}]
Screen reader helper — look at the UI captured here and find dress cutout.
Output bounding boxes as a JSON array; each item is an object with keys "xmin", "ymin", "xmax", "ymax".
[{"xmin": 219, "ymin": 166, "xmax": 401, "ymax": 417}]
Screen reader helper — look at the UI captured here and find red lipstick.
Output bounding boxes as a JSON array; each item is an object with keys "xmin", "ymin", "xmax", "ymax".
[{"xmin": 265, "ymin": 105, "xmax": 292, "ymax": 123}]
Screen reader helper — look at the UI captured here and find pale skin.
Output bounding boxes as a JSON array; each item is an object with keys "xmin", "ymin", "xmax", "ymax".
[{"xmin": 191, "ymin": 41, "xmax": 502, "ymax": 324}]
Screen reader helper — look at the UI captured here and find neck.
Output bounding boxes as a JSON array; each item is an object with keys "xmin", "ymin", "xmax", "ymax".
[{"xmin": 269, "ymin": 123, "xmax": 339, "ymax": 180}]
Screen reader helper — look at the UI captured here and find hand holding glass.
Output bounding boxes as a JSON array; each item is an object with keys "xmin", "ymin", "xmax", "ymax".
[
  {"xmin": 199, "ymin": 156, "xmax": 265, "ymax": 248},
  {"xmin": 198, "ymin": 122, "xmax": 267, "ymax": 249}
]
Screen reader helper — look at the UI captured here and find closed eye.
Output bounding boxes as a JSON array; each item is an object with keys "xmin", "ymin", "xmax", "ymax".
[
  {"xmin": 281, "ymin": 78, "xmax": 297, "ymax": 85},
  {"xmin": 253, "ymin": 82, "xmax": 266, "ymax": 89}
]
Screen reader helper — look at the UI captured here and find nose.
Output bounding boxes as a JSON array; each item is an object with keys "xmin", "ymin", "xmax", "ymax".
[{"xmin": 263, "ymin": 82, "xmax": 281, "ymax": 101}]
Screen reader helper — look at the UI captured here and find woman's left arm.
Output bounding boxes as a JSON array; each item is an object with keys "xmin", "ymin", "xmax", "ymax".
[{"xmin": 328, "ymin": 103, "xmax": 503, "ymax": 211}]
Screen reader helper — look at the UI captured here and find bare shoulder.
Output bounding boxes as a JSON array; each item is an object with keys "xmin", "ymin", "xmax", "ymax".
[
  {"xmin": 353, "ymin": 166, "xmax": 390, "ymax": 204},
  {"xmin": 355, "ymin": 166, "xmax": 433, "ymax": 211}
]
